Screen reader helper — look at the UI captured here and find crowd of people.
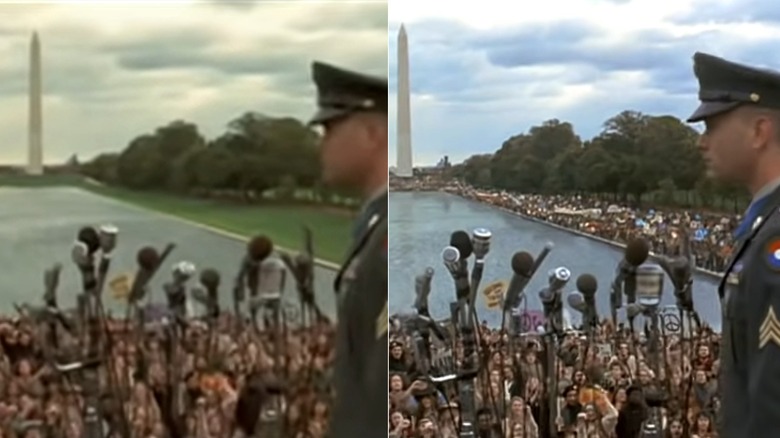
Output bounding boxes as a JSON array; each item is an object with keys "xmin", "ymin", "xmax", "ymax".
[
  {"xmin": 386, "ymin": 186, "xmax": 731, "ymax": 437},
  {"xmin": 389, "ymin": 316, "xmax": 720, "ymax": 438},
  {"xmin": 459, "ymin": 189, "xmax": 738, "ymax": 274},
  {"xmin": 0, "ymin": 296, "xmax": 334, "ymax": 438}
]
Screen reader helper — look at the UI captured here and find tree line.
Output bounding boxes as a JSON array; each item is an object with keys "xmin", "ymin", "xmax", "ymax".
[
  {"xmin": 80, "ymin": 112, "xmax": 357, "ymax": 206},
  {"xmin": 449, "ymin": 110, "xmax": 748, "ymax": 211}
]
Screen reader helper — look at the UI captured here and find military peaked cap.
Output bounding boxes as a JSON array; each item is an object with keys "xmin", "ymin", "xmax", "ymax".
[
  {"xmin": 309, "ymin": 61, "xmax": 387, "ymax": 125},
  {"xmin": 688, "ymin": 52, "xmax": 780, "ymax": 122}
]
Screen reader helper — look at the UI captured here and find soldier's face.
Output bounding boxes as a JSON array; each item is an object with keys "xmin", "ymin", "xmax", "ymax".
[
  {"xmin": 319, "ymin": 113, "xmax": 385, "ymax": 188},
  {"xmin": 697, "ymin": 107, "xmax": 762, "ymax": 184}
]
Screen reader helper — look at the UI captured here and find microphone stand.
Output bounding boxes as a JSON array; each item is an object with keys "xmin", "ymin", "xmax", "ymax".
[
  {"xmin": 457, "ymin": 315, "xmax": 478, "ymax": 438},
  {"xmin": 73, "ymin": 245, "xmax": 106, "ymax": 438},
  {"xmin": 657, "ymin": 230, "xmax": 700, "ymax": 423},
  {"xmin": 413, "ymin": 270, "xmax": 435, "ymax": 376},
  {"xmin": 632, "ymin": 264, "xmax": 666, "ymax": 438},
  {"xmin": 541, "ymin": 309, "xmax": 562, "ymax": 437},
  {"xmin": 443, "ymin": 243, "xmax": 478, "ymax": 438},
  {"xmin": 469, "ymin": 229, "xmax": 506, "ymax": 434},
  {"xmin": 540, "ymin": 267, "xmax": 569, "ymax": 438},
  {"xmin": 164, "ymin": 262, "xmax": 193, "ymax": 437}
]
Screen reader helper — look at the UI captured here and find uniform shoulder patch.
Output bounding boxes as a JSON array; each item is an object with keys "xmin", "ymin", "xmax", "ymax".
[
  {"xmin": 760, "ymin": 307, "xmax": 780, "ymax": 349},
  {"xmin": 764, "ymin": 237, "xmax": 780, "ymax": 271},
  {"xmin": 376, "ymin": 300, "xmax": 388, "ymax": 339}
]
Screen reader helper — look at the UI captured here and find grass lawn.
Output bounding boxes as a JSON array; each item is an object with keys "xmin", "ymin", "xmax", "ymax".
[{"xmin": 0, "ymin": 174, "xmax": 353, "ymax": 263}]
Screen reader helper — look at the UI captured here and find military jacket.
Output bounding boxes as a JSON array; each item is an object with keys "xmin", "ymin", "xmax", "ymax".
[
  {"xmin": 719, "ymin": 181, "xmax": 780, "ymax": 438},
  {"xmin": 329, "ymin": 190, "xmax": 388, "ymax": 438}
]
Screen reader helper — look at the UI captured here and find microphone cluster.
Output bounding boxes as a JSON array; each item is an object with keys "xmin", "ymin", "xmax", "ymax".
[
  {"xmin": 397, "ymin": 228, "xmax": 703, "ymax": 438},
  {"xmin": 28, "ymin": 223, "xmax": 332, "ymax": 438}
]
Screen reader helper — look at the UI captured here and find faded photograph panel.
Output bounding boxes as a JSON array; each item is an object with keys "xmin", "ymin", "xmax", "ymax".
[
  {"xmin": 0, "ymin": 2, "xmax": 386, "ymax": 437},
  {"xmin": 386, "ymin": 1, "xmax": 769, "ymax": 436}
]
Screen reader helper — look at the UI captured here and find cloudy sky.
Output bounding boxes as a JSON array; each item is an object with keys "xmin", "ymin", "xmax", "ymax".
[
  {"xmin": 389, "ymin": 0, "xmax": 780, "ymax": 166},
  {"xmin": 0, "ymin": 0, "xmax": 386, "ymax": 164}
]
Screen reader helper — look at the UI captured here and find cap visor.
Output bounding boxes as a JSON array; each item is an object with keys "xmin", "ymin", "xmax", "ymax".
[
  {"xmin": 308, "ymin": 107, "xmax": 349, "ymax": 126},
  {"xmin": 686, "ymin": 101, "xmax": 741, "ymax": 123}
]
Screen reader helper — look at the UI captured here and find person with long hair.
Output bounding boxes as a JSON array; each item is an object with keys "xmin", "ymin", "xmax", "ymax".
[{"xmin": 503, "ymin": 397, "xmax": 538, "ymax": 438}]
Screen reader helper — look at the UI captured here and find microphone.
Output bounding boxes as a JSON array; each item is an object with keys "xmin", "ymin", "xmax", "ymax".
[
  {"xmin": 244, "ymin": 235, "xmax": 274, "ymax": 299},
  {"xmin": 248, "ymin": 257, "xmax": 287, "ymax": 314},
  {"xmin": 413, "ymin": 267, "xmax": 434, "ymax": 315},
  {"xmin": 72, "ymin": 226, "xmax": 101, "ymax": 295},
  {"xmin": 540, "ymin": 267, "xmax": 571, "ymax": 334},
  {"xmin": 503, "ymin": 251, "xmax": 534, "ymax": 311},
  {"xmin": 442, "ymin": 246, "xmax": 469, "ymax": 301},
  {"xmin": 618, "ymin": 239, "xmax": 650, "ymax": 305},
  {"xmin": 636, "ymin": 264, "xmax": 664, "ymax": 308},
  {"xmin": 128, "ymin": 247, "xmax": 160, "ymax": 303},
  {"xmin": 577, "ymin": 274, "xmax": 598, "ymax": 306},
  {"xmin": 165, "ymin": 261, "xmax": 196, "ymax": 320},
  {"xmin": 77, "ymin": 226, "xmax": 100, "ymax": 255},
  {"xmin": 200, "ymin": 268, "xmax": 221, "ymax": 318},
  {"xmin": 43, "ymin": 263, "xmax": 62, "ymax": 308},
  {"xmin": 657, "ymin": 228, "xmax": 695, "ymax": 313},
  {"xmin": 469, "ymin": 228, "xmax": 491, "ymax": 305},
  {"xmin": 571, "ymin": 273, "xmax": 599, "ymax": 330},
  {"xmin": 471, "ymin": 228, "xmax": 491, "ymax": 260},
  {"xmin": 547, "ymin": 267, "xmax": 571, "ymax": 293},
  {"xmin": 96, "ymin": 224, "xmax": 118, "ymax": 296},
  {"xmin": 450, "ymin": 230, "xmax": 473, "ymax": 259},
  {"xmin": 98, "ymin": 224, "xmax": 118, "ymax": 253},
  {"xmin": 531, "ymin": 241, "xmax": 554, "ymax": 274}
]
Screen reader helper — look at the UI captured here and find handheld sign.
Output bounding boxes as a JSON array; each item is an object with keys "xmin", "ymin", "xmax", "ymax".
[
  {"xmin": 109, "ymin": 272, "xmax": 134, "ymax": 300},
  {"xmin": 481, "ymin": 280, "xmax": 507, "ymax": 310}
]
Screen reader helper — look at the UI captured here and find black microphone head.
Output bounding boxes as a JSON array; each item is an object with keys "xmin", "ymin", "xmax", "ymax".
[
  {"xmin": 449, "ymin": 230, "xmax": 473, "ymax": 258},
  {"xmin": 576, "ymin": 274, "xmax": 598, "ymax": 296},
  {"xmin": 247, "ymin": 236, "xmax": 273, "ymax": 262},
  {"xmin": 77, "ymin": 227, "xmax": 100, "ymax": 254},
  {"xmin": 511, "ymin": 252, "xmax": 534, "ymax": 276},
  {"xmin": 625, "ymin": 239, "xmax": 650, "ymax": 266},
  {"xmin": 200, "ymin": 268, "xmax": 220, "ymax": 290},
  {"xmin": 136, "ymin": 247, "xmax": 160, "ymax": 271}
]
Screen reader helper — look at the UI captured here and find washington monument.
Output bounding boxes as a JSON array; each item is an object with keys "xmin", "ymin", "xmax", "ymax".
[
  {"xmin": 27, "ymin": 31, "xmax": 43, "ymax": 175},
  {"xmin": 395, "ymin": 25, "xmax": 413, "ymax": 177}
]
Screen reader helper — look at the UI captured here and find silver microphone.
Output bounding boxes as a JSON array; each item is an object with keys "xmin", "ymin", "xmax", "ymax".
[
  {"xmin": 98, "ymin": 224, "xmax": 118, "ymax": 253},
  {"xmin": 442, "ymin": 246, "xmax": 461, "ymax": 276},
  {"xmin": 636, "ymin": 263, "xmax": 664, "ymax": 308},
  {"xmin": 471, "ymin": 228, "xmax": 491, "ymax": 260},
  {"xmin": 549, "ymin": 267, "xmax": 571, "ymax": 291},
  {"xmin": 172, "ymin": 261, "xmax": 196, "ymax": 283}
]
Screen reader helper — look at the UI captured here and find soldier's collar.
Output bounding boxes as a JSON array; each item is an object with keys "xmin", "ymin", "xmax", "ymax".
[
  {"xmin": 362, "ymin": 184, "xmax": 387, "ymax": 210},
  {"xmin": 753, "ymin": 174, "xmax": 780, "ymax": 205}
]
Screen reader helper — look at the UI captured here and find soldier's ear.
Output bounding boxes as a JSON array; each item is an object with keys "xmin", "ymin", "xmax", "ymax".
[{"xmin": 359, "ymin": 112, "xmax": 387, "ymax": 151}]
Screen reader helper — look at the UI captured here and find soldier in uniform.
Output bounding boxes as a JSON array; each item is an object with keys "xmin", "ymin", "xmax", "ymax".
[
  {"xmin": 308, "ymin": 61, "xmax": 388, "ymax": 437},
  {"xmin": 688, "ymin": 52, "xmax": 780, "ymax": 437}
]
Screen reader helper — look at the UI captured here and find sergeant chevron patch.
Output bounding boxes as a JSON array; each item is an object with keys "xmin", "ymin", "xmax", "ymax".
[
  {"xmin": 376, "ymin": 300, "xmax": 388, "ymax": 339},
  {"xmin": 759, "ymin": 307, "xmax": 780, "ymax": 349}
]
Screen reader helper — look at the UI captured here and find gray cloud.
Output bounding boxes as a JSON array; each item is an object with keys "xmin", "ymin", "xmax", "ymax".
[
  {"xmin": 672, "ymin": 0, "xmax": 780, "ymax": 24},
  {"xmin": 0, "ymin": 1, "xmax": 386, "ymax": 164},
  {"xmin": 388, "ymin": 5, "xmax": 780, "ymax": 166}
]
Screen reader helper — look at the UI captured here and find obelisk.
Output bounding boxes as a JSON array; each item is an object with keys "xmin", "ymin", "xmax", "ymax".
[
  {"xmin": 396, "ymin": 24, "xmax": 413, "ymax": 178},
  {"xmin": 27, "ymin": 31, "xmax": 43, "ymax": 176}
]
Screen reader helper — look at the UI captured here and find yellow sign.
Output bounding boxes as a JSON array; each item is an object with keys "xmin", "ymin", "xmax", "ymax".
[
  {"xmin": 109, "ymin": 273, "xmax": 134, "ymax": 300},
  {"xmin": 481, "ymin": 280, "xmax": 507, "ymax": 310}
]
